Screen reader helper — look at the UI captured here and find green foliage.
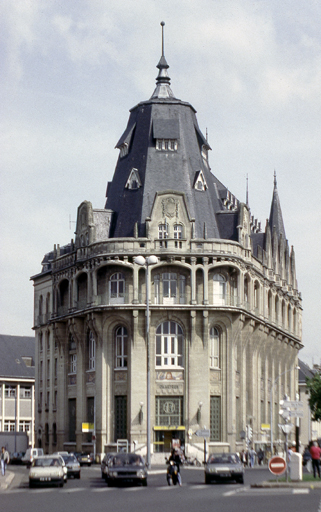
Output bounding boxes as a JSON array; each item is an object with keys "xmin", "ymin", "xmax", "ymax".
[{"xmin": 306, "ymin": 373, "xmax": 321, "ymax": 422}]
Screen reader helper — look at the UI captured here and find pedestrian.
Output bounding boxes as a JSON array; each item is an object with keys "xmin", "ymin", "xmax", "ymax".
[
  {"xmin": 309, "ymin": 441, "xmax": 321, "ymax": 478},
  {"xmin": 257, "ymin": 448, "xmax": 264, "ymax": 465},
  {"xmin": 249, "ymin": 446, "xmax": 256, "ymax": 468},
  {"xmin": 169, "ymin": 448, "xmax": 182, "ymax": 485},
  {"xmin": 1, "ymin": 446, "xmax": 10, "ymax": 476}
]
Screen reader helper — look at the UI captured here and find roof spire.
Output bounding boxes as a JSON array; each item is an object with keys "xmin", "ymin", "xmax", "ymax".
[
  {"xmin": 150, "ymin": 21, "xmax": 175, "ymax": 100},
  {"xmin": 246, "ymin": 173, "xmax": 249, "ymax": 207},
  {"xmin": 161, "ymin": 20, "xmax": 165, "ymax": 57},
  {"xmin": 269, "ymin": 171, "xmax": 286, "ymax": 239}
]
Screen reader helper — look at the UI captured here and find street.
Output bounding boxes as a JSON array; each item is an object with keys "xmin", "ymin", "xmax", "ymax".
[{"xmin": 1, "ymin": 465, "xmax": 321, "ymax": 512}]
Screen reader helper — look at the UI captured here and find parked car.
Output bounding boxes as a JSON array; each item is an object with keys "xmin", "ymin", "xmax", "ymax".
[
  {"xmin": 101, "ymin": 452, "xmax": 117, "ymax": 480},
  {"xmin": 77, "ymin": 452, "xmax": 93, "ymax": 466},
  {"xmin": 54, "ymin": 453, "xmax": 81, "ymax": 479},
  {"xmin": 107, "ymin": 453, "xmax": 147, "ymax": 487},
  {"xmin": 204, "ymin": 453, "xmax": 244, "ymax": 484},
  {"xmin": 22, "ymin": 448, "xmax": 44, "ymax": 467},
  {"xmin": 9, "ymin": 452, "xmax": 25, "ymax": 465},
  {"xmin": 29, "ymin": 455, "xmax": 67, "ymax": 488}
]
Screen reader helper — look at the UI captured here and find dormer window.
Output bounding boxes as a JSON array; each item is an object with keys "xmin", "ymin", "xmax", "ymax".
[
  {"xmin": 194, "ymin": 170, "xmax": 208, "ymax": 191},
  {"xmin": 125, "ymin": 168, "xmax": 142, "ymax": 190},
  {"xmin": 156, "ymin": 139, "xmax": 178, "ymax": 151},
  {"xmin": 119, "ymin": 143, "xmax": 128, "ymax": 158}
]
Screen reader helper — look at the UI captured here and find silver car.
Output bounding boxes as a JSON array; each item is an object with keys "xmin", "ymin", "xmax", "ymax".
[
  {"xmin": 29, "ymin": 455, "xmax": 67, "ymax": 488},
  {"xmin": 204, "ymin": 453, "xmax": 244, "ymax": 484}
]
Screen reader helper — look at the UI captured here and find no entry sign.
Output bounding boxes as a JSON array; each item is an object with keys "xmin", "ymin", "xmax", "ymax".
[{"xmin": 268, "ymin": 456, "xmax": 287, "ymax": 475}]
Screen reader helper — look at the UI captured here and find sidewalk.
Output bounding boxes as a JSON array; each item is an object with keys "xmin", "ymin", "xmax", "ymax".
[
  {"xmin": 252, "ymin": 479, "xmax": 321, "ymax": 489},
  {"xmin": 0, "ymin": 471, "xmax": 15, "ymax": 490}
]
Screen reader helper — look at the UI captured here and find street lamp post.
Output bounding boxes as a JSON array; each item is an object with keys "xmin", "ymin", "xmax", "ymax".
[
  {"xmin": 269, "ymin": 366, "xmax": 300, "ymax": 456},
  {"xmin": 134, "ymin": 255, "xmax": 158, "ymax": 469}
]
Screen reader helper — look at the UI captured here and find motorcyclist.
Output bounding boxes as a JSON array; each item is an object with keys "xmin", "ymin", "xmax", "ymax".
[{"xmin": 169, "ymin": 448, "xmax": 182, "ymax": 485}]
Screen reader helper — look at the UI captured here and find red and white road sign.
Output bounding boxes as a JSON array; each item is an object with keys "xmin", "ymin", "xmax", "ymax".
[{"xmin": 268, "ymin": 456, "xmax": 287, "ymax": 475}]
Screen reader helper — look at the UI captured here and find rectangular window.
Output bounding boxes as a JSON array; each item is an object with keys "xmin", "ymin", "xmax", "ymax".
[
  {"xmin": 4, "ymin": 420, "xmax": 16, "ymax": 432},
  {"xmin": 210, "ymin": 396, "xmax": 221, "ymax": 442},
  {"xmin": 69, "ymin": 354, "xmax": 77, "ymax": 374},
  {"xmin": 68, "ymin": 398, "xmax": 76, "ymax": 443},
  {"xmin": 115, "ymin": 396, "xmax": 127, "ymax": 441},
  {"xmin": 19, "ymin": 421, "xmax": 31, "ymax": 432},
  {"xmin": 20, "ymin": 387, "xmax": 31, "ymax": 398},
  {"xmin": 88, "ymin": 338, "xmax": 95, "ymax": 371},
  {"xmin": 5, "ymin": 385, "xmax": 16, "ymax": 398}
]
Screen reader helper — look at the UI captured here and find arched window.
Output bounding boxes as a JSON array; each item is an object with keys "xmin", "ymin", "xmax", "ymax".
[
  {"xmin": 210, "ymin": 327, "xmax": 220, "ymax": 368},
  {"xmin": 109, "ymin": 272, "xmax": 125, "ymax": 304},
  {"xmin": 45, "ymin": 293, "xmax": 50, "ymax": 315},
  {"xmin": 88, "ymin": 331, "xmax": 95, "ymax": 371},
  {"xmin": 293, "ymin": 309, "xmax": 297, "ymax": 334},
  {"xmin": 77, "ymin": 273, "xmax": 87, "ymax": 308},
  {"xmin": 288, "ymin": 305, "xmax": 292, "ymax": 333},
  {"xmin": 39, "ymin": 295, "xmax": 43, "ymax": 316},
  {"xmin": 244, "ymin": 277, "xmax": 249, "ymax": 309},
  {"xmin": 115, "ymin": 326, "xmax": 128, "ymax": 368},
  {"xmin": 155, "ymin": 321, "xmax": 183, "ymax": 368},
  {"xmin": 213, "ymin": 274, "xmax": 226, "ymax": 305},
  {"xmin": 254, "ymin": 281, "xmax": 260, "ymax": 314}
]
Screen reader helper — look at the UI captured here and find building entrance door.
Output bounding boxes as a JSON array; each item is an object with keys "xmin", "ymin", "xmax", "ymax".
[{"xmin": 154, "ymin": 429, "xmax": 185, "ymax": 453}]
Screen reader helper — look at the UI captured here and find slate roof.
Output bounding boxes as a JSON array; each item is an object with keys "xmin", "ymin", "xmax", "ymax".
[
  {"xmin": 0, "ymin": 335, "xmax": 35, "ymax": 379},
  {"xmin": 105, "ymin": 54, "xmax": 225, "ymax": 239},
  {"xmin": 269, "ymin": 173, "xmax": 286, "ymax": 239},
  {"xmin": 298, "ymin": 358, "xmax": 316, "ymax": 385}
]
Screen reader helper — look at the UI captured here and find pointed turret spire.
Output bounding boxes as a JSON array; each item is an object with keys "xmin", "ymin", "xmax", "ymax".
[
  {"xmin": 269, "ymin": 171, "xmax": 286, "ymax": 239},
  {"xmin": 150, "ymin": 22, "xmax": 175, "ymax": 100}
]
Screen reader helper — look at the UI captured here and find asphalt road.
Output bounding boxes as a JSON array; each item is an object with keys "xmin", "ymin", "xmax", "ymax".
[{"xmin": 2, "ymin": 465, "xmax": 321, "ymax": 512}]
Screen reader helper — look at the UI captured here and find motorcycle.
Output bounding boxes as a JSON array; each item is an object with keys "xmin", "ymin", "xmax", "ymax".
[{"xmin": 166, "ymin": 459, "xmax": 179, "ymax": 485}]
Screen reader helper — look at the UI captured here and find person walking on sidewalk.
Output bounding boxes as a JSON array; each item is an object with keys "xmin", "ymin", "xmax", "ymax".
[
  {"xmin": 1, "ymin": 447, "xmax": 10, "ymax": 476},
  {"xmin": 309, "ymin": 441, "xmax": 321, "ymax": 478}
]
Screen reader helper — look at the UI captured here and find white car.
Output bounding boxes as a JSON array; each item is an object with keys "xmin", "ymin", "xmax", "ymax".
[{"xmin": 29, "ymin": 455, "xmax": 67, "ymax": 488}]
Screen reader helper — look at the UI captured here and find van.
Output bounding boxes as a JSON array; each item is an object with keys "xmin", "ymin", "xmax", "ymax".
[{"xmin": 22, "ymin": 448, "xmax": 44, "ymax": 466}]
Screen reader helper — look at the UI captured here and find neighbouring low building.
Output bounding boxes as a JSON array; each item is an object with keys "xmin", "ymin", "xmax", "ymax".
[{"xmin": 0, "ymin": 334, "xmax": 35, "ymax": 450}]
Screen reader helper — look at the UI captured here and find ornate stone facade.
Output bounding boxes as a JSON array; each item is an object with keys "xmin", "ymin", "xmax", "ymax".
[{"xmin": 31, "ymin": 47, "xmax": 302, "ymax": 461}]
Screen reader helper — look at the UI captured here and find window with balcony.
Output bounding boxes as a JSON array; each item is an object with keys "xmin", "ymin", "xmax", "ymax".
[
  {"xmin": 213, "ymin": 274, "xmax": 226, "ymax": 305},
  {"xmin": 109, "ymin": 272, "xmax": 125, "ymax": 304},
  {"xmin": 155, "ymin": 321, "xmax": 183, "ymax": 368},
  {"xmin": 158, "ymin": 223, "xmax": 168, "ymax": 248}
]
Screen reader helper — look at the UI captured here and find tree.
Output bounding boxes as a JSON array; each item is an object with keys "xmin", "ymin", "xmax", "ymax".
[{"xmin": 306, "ymin": 372, "xmax": 321, "ymax": 421}]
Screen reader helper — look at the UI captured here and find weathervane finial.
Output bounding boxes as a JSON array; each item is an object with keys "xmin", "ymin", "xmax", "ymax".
[{"xmin": 160, "ymin": 21, "xmax": 165, "ymax": 57}]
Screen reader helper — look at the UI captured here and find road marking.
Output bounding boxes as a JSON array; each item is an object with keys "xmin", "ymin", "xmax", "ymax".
[
  {"xmin": 61, "ymin": 487, "xmax": 86, "ymax": 492},
  {"xmin": 91, "ymin": 487, "xmax": 113, "ymax": 492},
  {"xmin": 292, "ymin": 489, "xmax": 309, "ymax": 494}
]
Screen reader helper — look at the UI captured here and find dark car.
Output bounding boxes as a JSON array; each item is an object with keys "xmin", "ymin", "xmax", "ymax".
[
  {"xmin": 77, "ymin": 453, "xmax": 93, "ymax": 466},
  {"xmin": 9, "ymin": 452, "xmax": 25, "ymax": 465},
  {"xmin": 107, "ymin": 453, "xmax": 147, "ymax": 486},
  {"xmin": 204, "ymin": 453, "xmax": 244, "ymax": 484},
  {"xmin": 61, "ymin": 454, "xmax": 81, "ymax": 478},
  {"xmin": 101, "ymin": 452, "xmax": 117, "ymax": 481}
]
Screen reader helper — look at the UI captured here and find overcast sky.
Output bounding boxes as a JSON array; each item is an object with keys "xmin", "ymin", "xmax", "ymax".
[{"xmin": 1, "ymin": 0, "xmax": 320, "ymax": 366}]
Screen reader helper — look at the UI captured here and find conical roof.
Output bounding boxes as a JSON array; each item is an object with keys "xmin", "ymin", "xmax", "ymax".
[{"xmin": 105, "ymin": 45, "xmax": 225, "ymax": 239}]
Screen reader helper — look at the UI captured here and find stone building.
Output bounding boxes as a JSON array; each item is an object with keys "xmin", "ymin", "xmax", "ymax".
[{"xmin": 31, "ymin": 42, "xmax": 302, "ymax": 461}]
